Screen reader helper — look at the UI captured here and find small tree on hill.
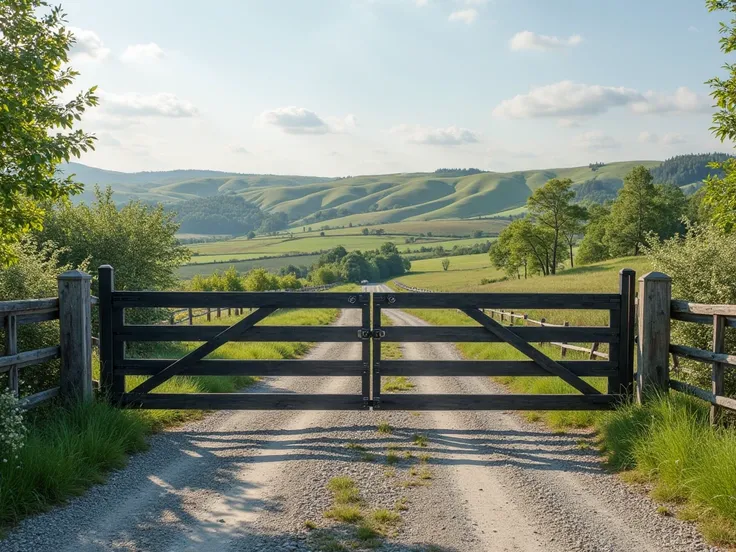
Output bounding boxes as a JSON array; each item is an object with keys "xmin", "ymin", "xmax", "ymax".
[
  {"xmin": 527, "ymin": 178, "xmax": 579, "ymax": 274},
  {"xmin": 441, "ymin": 258, "xmax": 450, "ymax": 271}
]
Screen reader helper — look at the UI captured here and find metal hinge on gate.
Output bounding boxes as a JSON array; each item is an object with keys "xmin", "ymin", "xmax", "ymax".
[{"xmin": 358, "ymin": 329, "xmax": 386, "ymax": 339}]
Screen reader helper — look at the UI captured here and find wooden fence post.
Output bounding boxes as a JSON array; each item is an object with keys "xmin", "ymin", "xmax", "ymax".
[
  {"xmin": 206, "ymin": 307, "xmax": 211, "ymax": 322},
  {"xmin": 712, "ymin": 314, "xmax": 726, "ymax": 425},
  {"xmin": 188, "ymin": 308, "xmax": 193, "ymax": 325},
  {"xmin": 58, "ymin": 269, "xmax": 93, "ymax": 403},
  {"xmin": 637, "ymin": 272, "xmax": 671, "ymax": 403},
  {"xmin": 4, "ymin": 314, "xmax": 18, "ymax": 396},
  {"xmin": 561, "ymin": 321, "xmax": 569, "ymax": 358}
]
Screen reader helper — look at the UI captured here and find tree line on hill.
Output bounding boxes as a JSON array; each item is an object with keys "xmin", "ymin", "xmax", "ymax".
[
  {"xmin": 310, "ymin": 243, "xmax": 411, "ymax": 284},
  {"xmin": 170, "ymin": 195, "xmax": 288, "ymax": 236},
  {"xmin": 489, "ymin": 166, "xmax": 690, "ymax": 278}
]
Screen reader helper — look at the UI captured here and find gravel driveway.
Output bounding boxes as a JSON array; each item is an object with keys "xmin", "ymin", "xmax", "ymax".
[{"xmin": 1, "ymin": 285, "xmax": 718, "ymax": 552}]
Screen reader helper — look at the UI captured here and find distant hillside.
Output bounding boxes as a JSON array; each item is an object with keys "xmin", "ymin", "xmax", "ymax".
[
  {"xmin": 649, "ymin": 153, "xmax": 730, "ymax": 188},
  {"xmin": 62, "ymin": 160, "xmax": 668, "ymax": 232}
]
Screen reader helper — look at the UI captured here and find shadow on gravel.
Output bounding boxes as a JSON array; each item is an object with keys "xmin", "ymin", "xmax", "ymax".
[{"xmin": 168, "ymin": 424, "xmax": 602, "ymax": 474}]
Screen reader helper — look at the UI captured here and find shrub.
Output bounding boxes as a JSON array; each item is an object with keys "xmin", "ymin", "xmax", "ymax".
[{"xmin": 645, "ymin": 223, "xmax": 736, "ymax": 393}]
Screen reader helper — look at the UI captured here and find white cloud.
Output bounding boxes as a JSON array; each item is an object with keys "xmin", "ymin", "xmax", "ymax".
[
  {"xmin": 449, "ymin": 9, "xmax": 477, "ymax": 24},
  {"xmin": 688, "ymin": 25, "xmax": 700, "ymax": 33},
  {"xmin": 638, "ymin": 131, "xmax": 687, "ymax": 145},
  {"xmin": 638, "ymin": 131, "xmax": 658, "ymax": 144},
  {"xmin": 493, "ymin": 82, "xmax": 711, "ymax": 119},
  {"xmin": 574, "ymin": 130, "xmax": 620, "ymax": 151},
  {"xmin": 493, "ymin": 81, "xmax": 642, "ymax": 119},
  {"xmin": 391, "ymin": 124, "xmax": 479, "ymax": 146},
  {"xmin": 120, "ymin": 43, "xmax": 165, "ymax": 64},
  {"xmin": 663, "ymin": 132, "xmax": 687, "ymax": 145},
  {"xmin": 229, "ymin": 145, "xmax": 250, "ymax": 155},
  {"xmin": 558, "ymin": 118, "xmax": 582, "ymax": 128},
  {"xmin": 416, "ymin": 0, "xmax": 428, "ymax": 6},
  {"xmin": 257, "ymin": 106, "xmax": 339, "ymax": 134},
  {"xmin": 509, "ymin": 31, "xmax": 582, "ymax": 52},
  {"xmin": 631, "ymin": 87, "xmax": 711, "ymax": 114},
  {"xmin": 68, "ymin": 27, "xmax": 110, "ymax": 63},
  {"xmin": 100, "ymin": 91, "xmax": 198, "ymax": 118},
  {"xmin": 327, "ymin": 114, "xmax": 358, "ymax": 133}
]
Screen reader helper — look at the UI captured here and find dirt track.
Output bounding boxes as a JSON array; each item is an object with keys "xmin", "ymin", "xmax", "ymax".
[{"xmin": 1, "ymin": 285, "xmax": 715, "ymax": 552}]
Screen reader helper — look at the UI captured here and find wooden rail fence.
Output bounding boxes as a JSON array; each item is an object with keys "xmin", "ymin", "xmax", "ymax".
[{"xmin": 0, "ymin": 270, "xmax": 93, "ymax": 409}]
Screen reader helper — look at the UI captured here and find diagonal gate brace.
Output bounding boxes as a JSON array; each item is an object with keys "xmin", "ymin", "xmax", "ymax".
[
  {"xmin": 129, "ymin": 307, "xmax": 277, "ymax": 395},
  {"xmin": 462, "ymin": 308, "xmax": 601, "ymax": 395}
]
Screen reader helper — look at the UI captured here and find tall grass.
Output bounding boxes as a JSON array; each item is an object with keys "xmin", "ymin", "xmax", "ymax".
[
  {"xmin": 598, "ymin": 394, "xmax": 736, "ymax": 544},
  {"xmin": 0, "ymin": 401, "xmax": 149, "ymax": 526}
]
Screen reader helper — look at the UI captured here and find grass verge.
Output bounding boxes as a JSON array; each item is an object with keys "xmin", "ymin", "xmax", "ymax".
[{"xmin": 597, "ymin": 393, "xmax": 736, "ymax": 546}]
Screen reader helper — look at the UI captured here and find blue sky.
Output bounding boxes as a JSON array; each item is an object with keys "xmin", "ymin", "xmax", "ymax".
[{"xmin": 62, "ymin": 0, "xmax": 731, "ymax": 175}]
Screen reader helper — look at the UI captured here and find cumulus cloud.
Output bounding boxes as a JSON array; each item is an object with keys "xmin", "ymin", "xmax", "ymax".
[
  {"xmin": 638, "ymin": 131, "xmax": 658, "ymax": 144},
  {"xmin": 120, "ymin": 43, "xmax": 165, "ymax": 64},
  {"xmin": 256, "ymin": 106, "xmax": 355, "ymax": 135},
  {"xmin": 631, "ymin": 87, "xmax": 711, "ymax": 114},
  {"xmin": 493, "ymin": 81, "xmax": 642, "ymax": 119},
  {"xmin": 391, "ymin": 124, "xmax": 479, "ymax": 146},
  {"xmin": 574, "ymin": 131, "xmax": 620, "ymax": 151},
  {"xmin": 493, "ymin": 81, "xmax": 710, "ymax": 119},
  {"xmin": 638, "ymin": 131, "xmax": 687, "ymax": 145},
  {"xmin": 100, "ymin": 91, "xmax": 198, "ymax": 118},
  {"xmin": 558, "ymin": 118, "xmax": 582, "ymax": 128},
  {"xmin": 509, "ymin": 31, "xmax": 583, "ymax": 52},
  {"xmin": 68, "ymin": 27, "xmax": 110, "ymax": 63},
  {"xmin": 449, "ymin": 9, "xmax": 478, "ymax": 24}
]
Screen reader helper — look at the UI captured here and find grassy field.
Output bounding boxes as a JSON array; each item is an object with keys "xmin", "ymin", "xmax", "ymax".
[
  {"xmin": 0, "ymin": 297, "xmax": 348, "ymax": 528},
  {"xmin": 290, "ymin": 218, "xmax": 509, "ymax": 236},
  {"xmin": 179, "ymin": 233, "xmax": 497, "ymax": 279},
  {"xmin": 177, "ymin": 254, "xmax": 322, "ymax": 279}
]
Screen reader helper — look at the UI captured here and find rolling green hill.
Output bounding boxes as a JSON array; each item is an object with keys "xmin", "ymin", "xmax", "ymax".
[{"xmin": 62, "ymin": 160, "xmax": 664, "ymax": 228}]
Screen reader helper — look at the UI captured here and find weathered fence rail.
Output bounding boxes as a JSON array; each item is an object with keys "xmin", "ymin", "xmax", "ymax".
[
  {"xmin": 668, "ymin": 298, "xmax": 736, "ymax": 424},
  {"xmin": 0, "ymin": 271, "xmax": 92, "ymax": 408}
]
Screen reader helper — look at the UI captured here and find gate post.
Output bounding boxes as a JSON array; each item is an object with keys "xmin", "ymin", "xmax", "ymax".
[
  {"xmin": 58, "ymin": 270, "xmax": 93, "ymax": 402},
  {"xmin": 637, "ymin": 272, "xmax": 671, "ymax": 403},
  {"xmin": 99, "ymin": 265, "xmax": 116, "ymax": 402}
]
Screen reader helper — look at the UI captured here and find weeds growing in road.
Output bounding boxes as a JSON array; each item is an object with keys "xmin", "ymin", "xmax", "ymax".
[
  {"xmin": 412, "ymin": 433, "xmax": 428, "ymax": 447},
  {"xmin": 382, "ymin": 376, "xmax": 415, "ymax": 392},
  {"xmin": 377, "ymin": 421, "xmax": 392, "ymax": 434}
]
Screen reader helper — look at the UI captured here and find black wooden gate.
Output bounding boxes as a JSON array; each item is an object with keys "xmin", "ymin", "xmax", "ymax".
[
  {"xmin": 98, "ymin": 265, "xmax": 635, "ymax": 411},
  {"xmin": 372, "ymin": 269, "xmax": 636, "ymax": 411},
  {"xmin": 98, "ymin": 265, "xmax": 373, "ymax": 410}
]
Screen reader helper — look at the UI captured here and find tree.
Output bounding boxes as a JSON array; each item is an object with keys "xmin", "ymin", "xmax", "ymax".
[
  {"xmin": 0, "ymin": 2, "xmax": 98, "ymax": 263},
  {"xmin": 247, "ymin": 231, "xmax": 256, "ymax": 240},
  {"xmin": 561, "ymin": 204, "xmax": 588, "ymax": 268},
  {"xmin": 361, "ymin": 228, "xmax": 370, "ymax": 235},
  {"xmin": 577, "ymin": 204, "xmax": 611, "ymax": 265},
  {"xmin": 606, "ymin": 166, "xmax": 658, "ymax": 256},
  {"xmin": 491, "ymin": 218, "xmax": 556, "ymax": 277},
  {"xmin": 441, "ymin": 258, "xmax": 450, "ymax": 271},
  {"xmin": 37, "ymin": 187, "xmax": 190, "ymax": 293},
  {"xmin": 703, "ymin": 1, "xmax": 736, "ymax": 232},
  {"xmin": 527, "ymin": 178, "xmax": 576, "ymax": 274}
]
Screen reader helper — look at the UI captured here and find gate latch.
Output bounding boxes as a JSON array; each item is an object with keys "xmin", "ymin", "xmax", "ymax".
[{"xmin": 358, "ymin": 329, "xmax": 386, "ymax": 339}]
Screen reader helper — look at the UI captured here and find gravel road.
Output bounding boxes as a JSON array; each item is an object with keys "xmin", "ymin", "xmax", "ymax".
[{"xmin": 1, "ymin": 284, "xmax": 718, "ymax": 552}]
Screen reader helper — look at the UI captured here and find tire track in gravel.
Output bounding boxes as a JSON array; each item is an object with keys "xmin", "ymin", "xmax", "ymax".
[{"xmin": 376, "ymin": 283, "xmax": 717, "ymax": 552}]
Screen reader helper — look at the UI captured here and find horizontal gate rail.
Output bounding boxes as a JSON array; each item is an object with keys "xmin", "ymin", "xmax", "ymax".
[
  {"xmin": 378, "ymin": 394, "xmax": 620, "ymax": 411},
  {"xmin": 382, "ymin": 326, "xmax": 617, "ymax": 343},
  {"xmin": 380, "ymin": 360, "xmax": 618, "ymax": 377},
  {"xmin": 374, "ymin": 292, "xmax": 621, "ymax": 310},
  {"xmin": 112, "ymin": 291, "xmax": 367, "ymax": 309},
  {"xmin": 115, "ymin": 325, "xmax": 361, "ymax": 342},
  {"xmin": 120, "ymin": 393, "xmax": 366, "ymax": 410},
  {"xmin": 114, "ymin": 359, "xmax": 364, "ymax": 376}
]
